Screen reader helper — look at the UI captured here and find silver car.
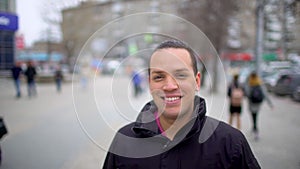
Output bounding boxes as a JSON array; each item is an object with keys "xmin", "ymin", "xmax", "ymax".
[
  {"xmin": 273, "ymin": 73, "xmax": 300, "ymax": 96},
  {"xmin": 292, "ymin": 85, "xmax": 300, "ymax": 102}
]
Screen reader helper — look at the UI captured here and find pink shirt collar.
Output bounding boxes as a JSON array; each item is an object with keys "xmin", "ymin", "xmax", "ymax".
[{"xmin": 154, "ymin": 111, "xmax": 166, "ymax": 136}]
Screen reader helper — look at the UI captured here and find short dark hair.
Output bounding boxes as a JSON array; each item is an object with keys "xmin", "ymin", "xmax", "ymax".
[
  {"xmin": 233, "ymin": 74, "xmax": 239, "ymax": 81},
  {"xmin": 149, "ymin": 40, "xmax": 198, "ymax": 75}
]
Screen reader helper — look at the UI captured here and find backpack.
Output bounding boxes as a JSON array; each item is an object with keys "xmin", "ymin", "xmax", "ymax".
[
  {"xmin": 231, "ymin": 86, "xmax": 244, "ymax": 106},
  {"xmin": 250, "ymin": 86, "xmax": 264, "ymax": 103}
]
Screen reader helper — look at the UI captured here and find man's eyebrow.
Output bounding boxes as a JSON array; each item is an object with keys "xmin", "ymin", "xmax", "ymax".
[
  {"xmin": 174, "ymin": 68, "xmax": 190, "ymax": 72},
  {"xmin": 150, "ymin": 68, "xmax": 190, "ymax": 74},
  {"xmin": 150, "ymin": 70, "xmax": 165, "ymax": 74}
]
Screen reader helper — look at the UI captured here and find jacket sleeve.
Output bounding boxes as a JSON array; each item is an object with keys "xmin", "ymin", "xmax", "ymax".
[
  {"xmin": 102, "ymin": 152, "xmax": 116, "ymax": 169},
  {"xmin": 230, "ymin": 135, "xmax": 261, "ymax": 169},
  {"xmin": 260, "ymin": 84, "xmax": 274, "ymax": 108}
]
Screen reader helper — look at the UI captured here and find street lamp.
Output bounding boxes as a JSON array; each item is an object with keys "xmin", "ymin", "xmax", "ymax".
[{"xmin": 255, "ymin": 0, "xmax": 266, "ymax": 76}]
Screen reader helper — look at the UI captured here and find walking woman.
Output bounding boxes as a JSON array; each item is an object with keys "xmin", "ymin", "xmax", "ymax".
[
  {"xmin": 227, "ymin": 74, "xmax": 244, "ymax": 130},
  {"xmin": 247, "ymin": 71, "xmax": 273, "ymax": 140}
]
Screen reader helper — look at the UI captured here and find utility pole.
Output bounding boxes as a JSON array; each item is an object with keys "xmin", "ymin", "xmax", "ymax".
[
  {"xmin": 255, "ymin": 0, "xmax": 265, "ymax": 76},
  {"xmin": 47, "ymin": 27, "xmax": 52, "ymax": 62},
  {"xmin": 281, "ymin": 0, "xmax": 288, "ymax": 60}
]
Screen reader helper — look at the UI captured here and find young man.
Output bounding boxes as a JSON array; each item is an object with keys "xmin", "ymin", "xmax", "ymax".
[
  {"xmin": 103, "ymin": 40, "xmax": 260, "ymax": 169},
  {"xmin": 24, "ymin": 61, "xmax": 37, "ymax": 97},
  {"xmin": 11, "ymin": 62, "xmax": 23, "ymax": 98}
]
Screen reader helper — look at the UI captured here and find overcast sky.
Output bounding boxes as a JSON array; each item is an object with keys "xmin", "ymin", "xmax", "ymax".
[
  {"xmin": 15, "ymin": 0, "xmax": 107, "ymax": 47},
  {"xmin": 16, "ymin": 0, "xmax": 74, "ymax": 47},
  {"xmin": 16, "ymin": 0, "xmax": 47, "ymax": 47}
]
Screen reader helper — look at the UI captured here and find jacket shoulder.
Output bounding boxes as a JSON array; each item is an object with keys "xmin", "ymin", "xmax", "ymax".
[
  {"xmin": 203, "ymin": 117, "xmax": 260, "ymax": 168},
  {"xmin": 202, "ymin": 117, "xmax": 244, "ymax": 139},
  {"xmin": 218, "ymin": 121, "xmax": 245, "ymax": 138}
]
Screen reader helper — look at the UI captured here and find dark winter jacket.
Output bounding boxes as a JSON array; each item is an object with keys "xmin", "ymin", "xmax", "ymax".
[
  {"xmin": 103, "ymin": 96, "xmax": 260, "ymax": 169},
  {"xmin": 11, "ymin": 66, "xmax": 23, "ymax": 80},
  {"xmin": 25, "ymin": 66, "xmax": 37, "ymax": 82}
]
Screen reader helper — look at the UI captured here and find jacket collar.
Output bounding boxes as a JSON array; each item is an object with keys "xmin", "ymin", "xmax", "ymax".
[{"xmin": 132, "ymin": 96, "xmax": 207, "ymax": 138}]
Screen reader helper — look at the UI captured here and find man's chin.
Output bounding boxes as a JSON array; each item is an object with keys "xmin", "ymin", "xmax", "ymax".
[{"xmin": 161, "ymin": 110, "xmax": 180, "ymax": 120}]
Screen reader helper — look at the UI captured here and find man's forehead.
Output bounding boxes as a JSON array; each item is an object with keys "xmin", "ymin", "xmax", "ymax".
[
  {"xmin": 152, "ymin": 48, "xmax": 189, "ymax": 56},
  {"xmin": 150, "ymin": 48, "xmax": 192, "ymax": 66},
  {"xmin": 151, "ymin": 67, "xmax": 189, "ymax": 73}
]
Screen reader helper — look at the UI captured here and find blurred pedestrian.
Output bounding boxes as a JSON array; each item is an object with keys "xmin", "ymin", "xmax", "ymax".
[
  {"xmin": 24, "ymin": 61, "xmax": 37, "ymax": 97},
  {"xmin": 11, "ymin": 62, "xmax": 23, "ymax": 98},
  {"xmin": 103, "ymin": 40, "xmax": 260, "ymax": 169},
  {"xmin": 54, "ymin": 65, "xmax": 63, "ymax": 93},
  {"xmin": 0, "ymin": 117, "xmax": 8, "ymax": 166},
  {"xmin": 131, "ymin": 69, "xmax": 143, "ymax": 97},
  {"xmin": 80, "ymin": 63, "xmax": 90, "ymax": 90},
  {"xmin": 227, "ymin": 74, "xmax": 244, "ymax": 130},
  {"xmin": 246, "ymin": 71, "xmax": 273, "ymax": 140}
]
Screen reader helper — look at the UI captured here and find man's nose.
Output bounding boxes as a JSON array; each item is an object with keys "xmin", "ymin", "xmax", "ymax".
[{"xmin": 162, "ymin": 76, "xmax": 178, "ymax": 90}]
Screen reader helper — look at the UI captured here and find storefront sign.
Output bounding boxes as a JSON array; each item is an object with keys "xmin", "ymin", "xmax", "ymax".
[{"xmin": 0, "ymin": 12, "xmax": 18, "ymax": 31}]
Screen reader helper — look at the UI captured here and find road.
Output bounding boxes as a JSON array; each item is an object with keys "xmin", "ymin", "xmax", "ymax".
[{"xmin": 0, "ymin": 75, "xmax": 299, "ymax": 169}]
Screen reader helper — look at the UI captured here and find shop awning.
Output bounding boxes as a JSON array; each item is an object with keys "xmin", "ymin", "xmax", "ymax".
[
  {"xmin": 223, "ymin": 53, "xmax": 253, "ymax": 61},
  {"xmin": 263, "ymin": 53, "xmax": 277, "ymax": 61}
]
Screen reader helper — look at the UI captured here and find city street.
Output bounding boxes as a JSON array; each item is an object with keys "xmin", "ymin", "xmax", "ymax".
[{"xmin": 0, "ymin": 75, "xmax": 299, "ymax": 169}]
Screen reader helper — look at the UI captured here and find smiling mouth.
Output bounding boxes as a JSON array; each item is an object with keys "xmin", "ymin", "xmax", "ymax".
[{"xmin": 161, "ymin": 96, "xmax": 182, "ymax": 102}]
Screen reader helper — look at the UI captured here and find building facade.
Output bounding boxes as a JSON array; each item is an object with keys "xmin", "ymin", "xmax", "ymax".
[
  {"xmin": 0, "ymin": 0, "xmax": 18, "ymax": 72},
  {"xmin": 292, "ymin": 0, "xmax": 300, "ymax": 54},
  {"xmin": 61, "ymin": 0, "xmax": 256, "ymax": 64},
  {"xmin": 61, "ymin": 0, "xmax": 182, "ymax": 61}
]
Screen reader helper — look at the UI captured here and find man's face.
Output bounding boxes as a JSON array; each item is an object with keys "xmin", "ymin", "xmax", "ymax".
[{"xmin": 149, "ymin": 48, "xmax": 201, "ymax": 120}]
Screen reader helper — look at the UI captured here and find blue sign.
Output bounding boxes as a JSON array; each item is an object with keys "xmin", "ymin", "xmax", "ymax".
[
  {"xmin": 0, "ymin": 12, "xmax": 18, "ymax": 31},
  {"xmin": 17, "ymin": 52, "xmax": 63, "ymax": 62}
]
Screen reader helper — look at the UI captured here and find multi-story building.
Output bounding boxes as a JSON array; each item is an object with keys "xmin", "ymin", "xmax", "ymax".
[
  {"xmin": 292, "ymin": 0, "xmax": 300, "ymax": 54},
  {"xmin": 61, "ymin": 0, "xmax": 182, "ymax": 62},
  {"xmin": 0, "ymin": 0, "xmax": 18, "ymax": 72},
  {"xmin": 61, "ymin": 0, "xmax": 257, "ymax": 64},
  {"xmin": 223, "ymin": 0, "xmax": 256, "ymax": 62},
  {"xmin": 263, "ymin": 0, "xmax": 300, "ymax": 59}
]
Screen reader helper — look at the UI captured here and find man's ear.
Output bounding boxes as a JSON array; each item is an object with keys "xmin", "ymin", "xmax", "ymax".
[{"xmin": 195, "ymin": 72, "xmax": 201, "ymax": 91}]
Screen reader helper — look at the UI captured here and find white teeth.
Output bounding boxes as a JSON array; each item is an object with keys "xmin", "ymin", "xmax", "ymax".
[{"xmin": 165, "ymin": 97, "xmax": 180, "ymax": 102}]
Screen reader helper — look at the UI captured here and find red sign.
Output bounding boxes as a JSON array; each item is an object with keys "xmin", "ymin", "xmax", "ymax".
[
  {"xmin": 223, "ymin": 53, "xmax": 252, "ymax": 61},
  {"xmin": 15, "ymin": 34, "xmax": 25, "ymax": 50}
]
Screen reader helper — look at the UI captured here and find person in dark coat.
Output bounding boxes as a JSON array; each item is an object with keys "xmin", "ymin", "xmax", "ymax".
[
  {"xmin": 131, "ymin": 70, "xmax": 143, "ymax": 97},
  {"xmin": 246, "ymin": 71, "xmax": 273, "ymax": 140},
  {"xmin": 54, "ymin": 65, "xmax": 63, "ymax": 93},
  {"xmin": 11, "ymin": 62, "xmax": 23, "ymax": 98},
  {"xmin": 24, "ymin": 61, "xmax": 37, "ymax": 97},
  {"xmin": 103, "ymin": 40, "xmax": 260, "ymax": 169}
]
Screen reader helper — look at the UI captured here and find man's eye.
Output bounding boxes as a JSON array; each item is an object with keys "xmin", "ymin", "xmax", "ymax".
[
  {"xmin": 152, "ymin": 75, "xmax": 164, "ymax": 81},
  {"xmin": 176, "ymin": 74, "xmax": 187, "ymax": 79}
]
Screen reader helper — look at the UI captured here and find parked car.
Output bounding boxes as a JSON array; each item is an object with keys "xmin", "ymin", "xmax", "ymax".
[
  {"xmin": 263, "ymin": 72, "xmax": 280, "ymax": 92},
  {"xmin": 101, "ymin": 60, "xmax": 121, "ymax": 75},
  {"xmin": 262, "ymin": 68, "xmax": 295, "ymax": 93},
  {"xmin": 235, "ymin": 67, "xmax": 253, "ymax": 88},
  {"xmin": 273, "ymin": 73, "xmax": 300, "ymax": 96},
  {"xmin": 292, "ymin": 85, "xmax": 300, "ymax": 102}
]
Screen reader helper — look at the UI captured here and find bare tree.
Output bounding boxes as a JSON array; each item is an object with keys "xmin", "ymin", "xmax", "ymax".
[
  {"xmin": 179, "ymin": 0, "xmax": 242, "ymax": 93},
  {"xmin": 64, "ymin": 39, "xmax": 78, "ymax": 67},
  {"xmin": 40, "ymin": 0, "xmax": 83, "ymax": 67}
]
